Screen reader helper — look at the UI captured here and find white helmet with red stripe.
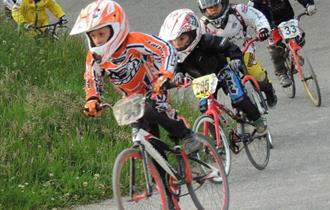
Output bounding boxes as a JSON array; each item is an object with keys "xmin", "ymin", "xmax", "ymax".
[
  {"xmin": 70, "ymin": 0, "xmax": 129, "ymax": 64},
  {"xmin": 159, "ymin": 9, "xmax": 202, "ymax": 62}
]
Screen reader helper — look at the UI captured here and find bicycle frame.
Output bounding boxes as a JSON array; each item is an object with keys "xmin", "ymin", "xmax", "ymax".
[
  {"xmin": 271, "ymin": 12, "xmax": 307, "ymax": 80},
  {"xmin": 202, "ymin": 94, "xmax": 242, "ymax": 151},
  {"xmin": 132, "ymin": 127, "xmax": 191, "ymax": 182},
  {"xmin": 34, "ymin": 21, "xmax": 67, "ymax": 40},
  {"xmin": 127, "ymin": 125, "xmax": 194, "ymax": 209}
]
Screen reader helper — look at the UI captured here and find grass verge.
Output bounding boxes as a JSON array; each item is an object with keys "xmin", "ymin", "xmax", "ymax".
[{"xmin": 0, "ymin": 14, "xmax": 199, "ymax": 210}]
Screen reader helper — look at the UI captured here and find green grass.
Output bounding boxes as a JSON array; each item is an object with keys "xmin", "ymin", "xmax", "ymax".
[{"xmin": 0, "ymin": 14, "xmax": 199, "ymax": 210}]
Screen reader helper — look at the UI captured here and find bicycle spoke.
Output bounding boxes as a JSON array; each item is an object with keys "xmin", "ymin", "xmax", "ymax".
[
  {"xmin": 244, "ymin": 134, "xmax": 270, "ymax": 170},
  {"xmin": 113, "ymin": 149, "xmax": 169, "ymax": 210}
]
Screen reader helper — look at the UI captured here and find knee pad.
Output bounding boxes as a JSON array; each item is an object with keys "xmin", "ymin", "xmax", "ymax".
[{"xmin": 218, "ymin": 69, "xmax": 245, "ymax": 103}]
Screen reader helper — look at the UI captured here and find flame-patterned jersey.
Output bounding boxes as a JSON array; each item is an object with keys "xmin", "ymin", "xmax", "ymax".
[{"xmin": 84, "ymin": 32, "xmax": 177, "ymax": 100}]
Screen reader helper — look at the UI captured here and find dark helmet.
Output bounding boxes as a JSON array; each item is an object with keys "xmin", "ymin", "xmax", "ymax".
[{"xmin": 198, "ymin": 0, "xmax": 230, "ymax": 28}]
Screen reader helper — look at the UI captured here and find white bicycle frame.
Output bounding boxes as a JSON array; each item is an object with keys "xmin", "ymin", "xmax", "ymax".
[{"xmin": 112, "ymin": 93, "xmax": 180, "ymax": 180}]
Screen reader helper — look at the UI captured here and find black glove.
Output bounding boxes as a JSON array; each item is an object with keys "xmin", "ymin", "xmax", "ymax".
[
  {"xmin": 174, "ymin": 72, "xmax": 185, "ymax": 85},
  {"xmin": 306, "ymin": 4, "xmax": 316, "ymax": 16},
  {"xmin": 59, "ymin": 16, "xmax": 68, "ymax": 25},
  {"xmin": 257, "ymin": 28, "xmax": 270, "ymax": 41}
]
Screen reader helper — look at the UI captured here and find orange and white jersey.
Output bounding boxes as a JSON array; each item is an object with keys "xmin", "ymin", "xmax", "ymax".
[{"xmin": 84, "ymin": 32, "xmax": 177, "ymax": 100}]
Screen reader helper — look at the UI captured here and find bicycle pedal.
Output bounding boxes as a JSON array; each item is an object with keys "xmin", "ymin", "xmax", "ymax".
[{"xmin": 230, "ymin": 144, "xmax": 240, "ymax": 154}]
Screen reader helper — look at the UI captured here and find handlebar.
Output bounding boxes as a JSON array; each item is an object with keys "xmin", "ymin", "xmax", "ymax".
[
  {"xmin": 164, "ymin": 76, "xmax": 192, "ymax": 90},
  {"xmin": 83, "ymin": 75, "xmax": 193, "ymax": 114},
  {"xmin": 297, "ymin": 12, "xmax": 307, "ymax": 22},
  {"xmin": 34, "ymin": 21, "xmax": 66, "ymax": 30},
  {"xmin": 100, "ymin": 103, "xmax": 112, "ymax": 109},
  {"xmin": 242, "ymin": 37, "xmax": 260, "ymax": 54}
]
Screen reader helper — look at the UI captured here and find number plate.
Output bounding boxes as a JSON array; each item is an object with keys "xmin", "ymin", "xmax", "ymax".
[
  {"xmin": 278, "ymin": 19, "xmax": 300, "ymax": 39},
  {"xmin": 192, "ymin": 74, "xmax": 218, "ymax": 99},
  {"xmin": 112, "ymin": 94, "xmax": 145, "ymax": 126}
]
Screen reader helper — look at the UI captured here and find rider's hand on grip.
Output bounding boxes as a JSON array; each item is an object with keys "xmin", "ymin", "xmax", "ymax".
[
  {"xmin": 83, "ymin": 99, "xmax": 104, "ymax": 117},
  {"xmin": 306, "ymin": 4, "xmax": 316, "ymax": 16},
  {"xmin": 257, "ymin": 28, "xmax": 270, "ymax": 41},
  {"xmin": 174, "ymin": 72, "xmax": 185, "ymax": 85}
]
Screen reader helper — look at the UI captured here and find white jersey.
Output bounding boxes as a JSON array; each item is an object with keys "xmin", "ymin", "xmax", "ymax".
[{"xmin": 200, "ymin": 4, "xmax": 270, "ymax": 53}]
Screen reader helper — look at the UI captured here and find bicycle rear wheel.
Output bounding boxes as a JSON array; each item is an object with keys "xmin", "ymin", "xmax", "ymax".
[
  {"xmin": 295, "ymin": 51, "xmax": 321, "ymax": 106},
  {"xmin": 244, "ymin": 131, "xmax": 271, "ymax": 170},
  {"xmin": 112, "ymin": 148, "xmax": 169, "ymax": 210},
  {"xmin": 282, "ymin": 51, "xmax": 296, "ymax": 98},
  {"xmin": 187, "ymin": 133, "xmax": 229, "ymax": 210},
  {"xmin": 192, "ymin": 115, "xmax": 231, "ymax": 176}
]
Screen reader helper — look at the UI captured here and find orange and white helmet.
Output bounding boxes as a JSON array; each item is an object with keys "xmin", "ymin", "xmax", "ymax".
[
  {"xmin": 159, "ymin": 9, "xmax": 202, "ymax": 63},
  {"xmin": 70, "ymin": 0, "xmax": 129, "ymax": 64}
]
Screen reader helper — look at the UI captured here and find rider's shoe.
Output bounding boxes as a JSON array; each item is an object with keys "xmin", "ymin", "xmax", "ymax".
[
  {"xmin": 265, "ymin": 89, "xmax": 278, "ymax": 108},
  {"xmin": 182, "ymin": 133, "xmax": 202, "ymax": 155},
  {"xmin": 253, "ymin": 117, "xmax": 267, "ymax": 136},
  {"xmin": 277, "ymin": 73, "xmax": 292, "ymax": 88},
  {"xmin": 244, "ymin": 116, "xmax": 267, "ymax": 136}
]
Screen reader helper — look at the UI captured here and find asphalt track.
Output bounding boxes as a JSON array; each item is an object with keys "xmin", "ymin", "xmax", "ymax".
[{"xmin": 11, "ymin": 0, "xmax": 330, "ymax": 209}]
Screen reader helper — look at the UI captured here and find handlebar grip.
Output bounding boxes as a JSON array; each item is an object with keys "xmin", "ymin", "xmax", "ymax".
[{"xmin": 95, "ymin": 103, "xmax": 103, "ymax": 112}]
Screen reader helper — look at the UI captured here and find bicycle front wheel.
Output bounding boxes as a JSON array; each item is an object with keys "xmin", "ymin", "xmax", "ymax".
[
  {"xmin": 295, "ymin": 50, "xmax": 321, "ymax": 106},
  {"xmin": 244, "ymin": 131, "xmax": 271, "ymax": 170},
  {"xmin": 187, "ymin": 133, "xmax": 229, "ymax": 210},
  {"xmin": 112, "ymin": 148, "xmax": 169, "ymax": 210},
  {"xmin": 193, "ymin": 115, "xmax": 231, "ymax": 176}
]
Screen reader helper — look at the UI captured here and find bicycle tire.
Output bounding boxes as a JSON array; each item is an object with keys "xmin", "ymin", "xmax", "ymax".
[
  {"xmin": 112, "ymin": 148, "xmax": 169, "ymax": 210},
  {"xmin": 244, "ymin": 80, "xmax": 268, "ymax": 114},
  {"xmin": 244, "ymin": 131, "xmax": 271, "ymax": 170},
  {"xmin": 186, "ymin": 133, "xmax": 229, "ymax": 210},
  {"xmin": 282, "ymin": 50, "xmax": 296, "ymax": 98},
  {"xmin": 267, "ymin": 130, "xmax": 274, "ymax": 149},
  {"xmin": 192, "ymin": 115, "xmax": 231, "ymax": 176},
  {"xmin": 294, "ymin": 51, "xmax": 321, "ymax": 106}
]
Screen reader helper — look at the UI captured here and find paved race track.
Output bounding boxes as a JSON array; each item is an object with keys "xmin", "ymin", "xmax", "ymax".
[{"xmin": 42, "ymin": 0, "xmax": 330, "ymax": 209}]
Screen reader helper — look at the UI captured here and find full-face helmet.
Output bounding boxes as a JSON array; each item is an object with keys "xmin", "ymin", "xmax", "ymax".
[
  {"xmin": 159, "ymin": 9, "xmax": 202, "ymax": 62},
  {"xmin": 70, "ymin": 0, "xmax": 129, "ymax": 64},
  {"xmin": 198, "ymin": 0, "xmax": 230, "ymax": 28}
]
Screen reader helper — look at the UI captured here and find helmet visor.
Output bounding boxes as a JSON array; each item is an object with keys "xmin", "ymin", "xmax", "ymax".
[
  {"xmin": 199, "ymin": 0, "xmax": 221, "ymax": 9},
  {"xmin": 171, "ymin": 31, "xmax": 196, "ymax": 51}
]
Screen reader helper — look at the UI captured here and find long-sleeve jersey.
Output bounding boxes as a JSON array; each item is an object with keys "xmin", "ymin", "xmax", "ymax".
[
  {"xmin": 200, "ymin": 4, "xmax": 270, "ymax": 53},
  {"xmin": 175, "ymin": 34, "xmax": 242, "ymax": 78},
  {"xmin": 248, "ymin": 0, "xmax": 314, "ymax": 26},
  {"xmin": 84, "ymin": 32, "xmax": 177, "ymax": 100},
  {"xmin": 12, "ymin": 0, "xmax": 65, "ymax": 27}
]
